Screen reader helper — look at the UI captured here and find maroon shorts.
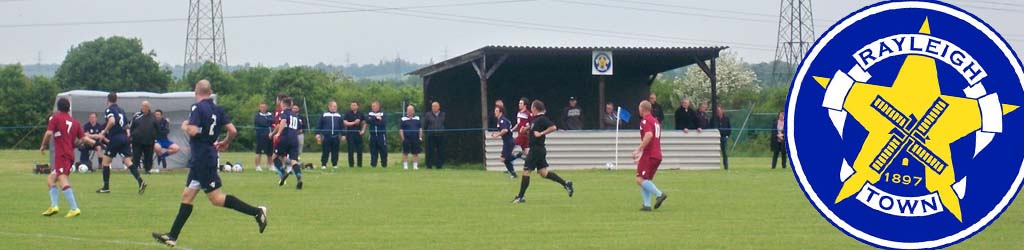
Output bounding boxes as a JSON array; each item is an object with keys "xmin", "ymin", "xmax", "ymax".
[
  {"xmin": 636, "ymin": 157, "xmax": 662, "ymax": 180},
  {"xmin": 514, "ymin": 134, "xmax": 529, "ymax": 149},
  {"xmin": 52, "ymin": 158, "xmax": 73, "ymax": 176}
]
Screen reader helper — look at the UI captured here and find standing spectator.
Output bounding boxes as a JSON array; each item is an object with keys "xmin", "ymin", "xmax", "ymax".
[
  {"xmin": 130, "ymin": 101, "xmax": 159, "ymax": 174},
  {"xmin": 674, "ymin": 98, "xmax": 697, "ymax": 133},
  {"xmin": 80, "ymin": 112, "xmax": 104, "ymax": 172},
  {"xmin": 292, "ymin": 105, "xmax": 307, "ymax": 161},
  {"xmin": 648, "ymin": 93, "xmax": 665, "ymax": 122},
  {"xmin": 770, "ymin": 111, "xmax": 787, "ymax": 169},
  {"xmin": 716, "ymin": 106, "xmax": 732, "ymax": 170},
  {"xmin": 695, "ymin": 101, "xmax": 709, "ymax": 130},
  {"xmin": 254, "ymin": 103, "xmax": 274, "ymax": 172},
  {"xmin": 601, "ymin": 102, "xmax": 618, "ymax": 129},
  {"xmin": 367, "ymin": 101, "xmax": 388, "ymax": 168},
  {"xmin": 423, "ymin": 101, "xmax": 446, "ymax": 169},
  {"xmin": 316, "ymin": 101, "xmax": 343, "ymax": 170},
  {"xmin": 343, "ymin": 101, "xmax": 365, "ymax": 168},
  {"xmin": 562, "ymin": 97, "xmax": 584, "ymax": 130},
  {"xmin": 400, "ymin": 105, "xmax": 422, "ymax": 170}
]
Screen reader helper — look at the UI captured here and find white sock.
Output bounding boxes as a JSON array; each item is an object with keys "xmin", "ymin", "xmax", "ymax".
[
  {"xmin": 403, "ymin": 161, "xmax": 409, "ymax": 169},
  {"xmin": 413, "ymin": 162, "xmax": 418, "ymax": 169}
]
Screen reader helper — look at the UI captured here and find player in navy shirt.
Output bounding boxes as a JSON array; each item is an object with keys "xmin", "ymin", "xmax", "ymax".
[
  {"xmin": 152, "ymin": 80, "xmax": 267, "ymax": 247},
  {"xmin": 96, "ymin": 92, "xmax": 146, "ymax": 194},
  {"xmin": 490, "ymin": 105, "xmax": 518, "ymax": 178},
  {"xmin": 399, "ymin": 105, "xmax": 423, "ymax": 170},
  {"xmin": 272, "ymin": 97, "xmax": 304, "ymax": 189}
]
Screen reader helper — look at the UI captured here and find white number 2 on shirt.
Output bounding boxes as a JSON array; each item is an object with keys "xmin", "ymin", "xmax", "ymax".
[{"xmin": 209, "ymin": 115, "xmax": 217, "ymax": 136}]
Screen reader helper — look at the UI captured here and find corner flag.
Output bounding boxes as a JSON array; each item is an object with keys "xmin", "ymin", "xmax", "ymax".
[{"xmin": 617, "ymin": 107, "xmax": 631, "ymax": 122}]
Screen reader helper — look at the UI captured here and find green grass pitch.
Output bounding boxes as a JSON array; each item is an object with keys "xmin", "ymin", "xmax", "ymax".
[{"xmin": 0, "ymin": 150, "xmax": 1019, "ymax": 249}]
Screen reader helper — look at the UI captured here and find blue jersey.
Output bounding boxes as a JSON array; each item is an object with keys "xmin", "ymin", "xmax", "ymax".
[
  {"xmin": 400, "ymin": 115, "xmax": 421, "ymax": 139},
  {"xmin": 104, "ymin": 104, "xmax": 128, "ymax": 137},
  {"xmin": 156, "ymin": 117, "xmax": 170, "ymax": 141},
  {"xmin": 497, "ymin": 117, "xmax": 513, "ymax": 143},
  {"xmin": 187, "ymin": 99, "xmax": 232, "ymax": 167},
  {"xmin": 279, "ymin": 109, "xmax": 299, "ymax": 143}
]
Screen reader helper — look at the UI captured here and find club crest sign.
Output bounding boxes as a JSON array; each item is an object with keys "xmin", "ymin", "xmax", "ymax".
[{"xmin": 787, "ymin": 1, "xmax": 1024, "ymax": 249}]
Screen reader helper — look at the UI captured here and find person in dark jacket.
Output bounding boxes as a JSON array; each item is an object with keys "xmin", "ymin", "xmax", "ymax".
[
  {"xmin": 130, "ymin": 101, "xmax": 160, "ymax": 174},
  {"xmin": 344, "ymin": 101, "xmax": 365, "ymax": 168},
  {"xmin": 367, "ymin": 101, "xmax": 388, "ymax": 168},
  {"xmin": 648, "ymin": 93, "xmax": 665, "ymax": 123},
  {"xmin": 316, "ymin": 101, "xmax": 343, "ymax": 169},
  {"xmin": 716, "ymin": 106, "xmax": 732, "ymax": 170},
  {"xmin": 695, "ymin": 101, "xmax": 709, "ymax": 130},
  {"xmin": 562, "ymin": 96, "xmax": 584, "ymax": 130},
  {"xmin": 601, "ymin": 102, "xmax": 618, "ymax": 129},
  {"xmin": 770, "ymin": 111, "xmax": 787, "ymax": 169},
  {"xmin": 674, "ymin": 98, "xmax": 697, "ymax": 132},
  {"xmin": 423, "ymin": 101, "xmax": 446, "ymax": 169},
  {"xmin": 254, "ymin": 103, "xmax": 274, "ymax": 172}
]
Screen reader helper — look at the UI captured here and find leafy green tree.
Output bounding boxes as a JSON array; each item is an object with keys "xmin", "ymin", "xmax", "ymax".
[
  {"xmin": 0, "ymin": 65, "xmax": 60, "ymax": 148},
  {"xmin": 55, "ymin": 36, "xmax": 172, "ymax": 92}
]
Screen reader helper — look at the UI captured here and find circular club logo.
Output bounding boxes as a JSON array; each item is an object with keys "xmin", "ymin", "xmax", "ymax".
[
  {"xmin": 787, "ymin": 1, "xmax": 1024, "ymax": 249},
  {"xmin": 593, "ymin": 52, "xmax": 612, "ymax": 73}
]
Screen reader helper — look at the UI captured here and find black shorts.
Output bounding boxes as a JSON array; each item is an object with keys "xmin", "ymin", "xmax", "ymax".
[
  {"xmin": 402, "ymin": 138, "xmax": 422, "ymax": 154},
  {"xmin": 104, "ymin": 135, "xmax": 133, "ymax": 158},
  {"xmin": 255, "ymin": 134, "xmax": 273, "ymax": 155},
  {"xmin": 185, "ymin": 165, "xmax": 222, "ymax": 193},
  {"xmin": 524, "ymin": 148, "xmax": 548, "ymax": 171},
  {"xmin": 275, "ymin": 138, "xmax": 299, "ymax": 161}
]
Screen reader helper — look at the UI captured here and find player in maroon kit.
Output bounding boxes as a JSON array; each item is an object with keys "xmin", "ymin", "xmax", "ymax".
[
  {"xmin": 270, "ymin": 93, "xmax": 289, "ymax": 177},
  {"xmin": 40, "ymin": 98, "xmax": 96, "ymax": 218},
  {"xmin": 511, "ymin": 98, "xmax": 532, "ymax": 160},
  {"xmin": 634, "ymin": 100, "xmax": 668, "ymax": 211}
]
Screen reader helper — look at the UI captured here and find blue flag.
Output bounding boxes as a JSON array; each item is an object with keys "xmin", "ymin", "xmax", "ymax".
[{"xmin": 617, "ymin": 107, "xmax": 631, "ymax": 122}]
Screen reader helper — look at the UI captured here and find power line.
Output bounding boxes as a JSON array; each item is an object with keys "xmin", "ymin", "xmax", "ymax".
[
  {"xmin": 551, "ymin": 0, "xmax": 774, "ymax": 23},
  {"xmin": 0, "ymin": 0, "xmax": 538, "ymax": 28},
  {"xmin": 288, "ymin": 0, "xmax": 775, "ymax": 51},
  {"xmin": 585, "ymin": 0, "xmax": 839, "ymax": 27}
]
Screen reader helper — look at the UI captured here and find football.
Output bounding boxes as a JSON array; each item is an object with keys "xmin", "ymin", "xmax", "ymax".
[
  {"xmin": 233, "ymin": 163, "xmax": 243, "ymax": 173},
  {"xmin": 77, "ymin": 163, "xmax": 89, "ymax": 173}
]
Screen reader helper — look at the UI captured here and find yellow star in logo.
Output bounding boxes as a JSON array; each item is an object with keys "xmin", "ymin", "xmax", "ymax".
[
  {"xmin": 813, "ymin": 19, "xmax": 1019, "ymax": 221},
  {"xmin": 597, "ymin": 55, "xmax": 609, "ymax": 69}
]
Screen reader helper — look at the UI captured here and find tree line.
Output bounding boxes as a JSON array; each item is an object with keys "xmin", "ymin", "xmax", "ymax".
[{"xmin": 2, "ymin": 36, "xmax": 794, "ymax": 156}]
